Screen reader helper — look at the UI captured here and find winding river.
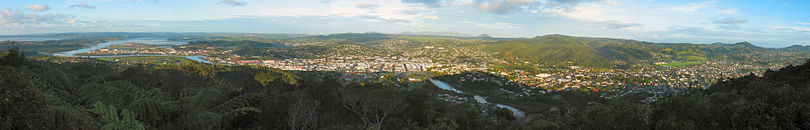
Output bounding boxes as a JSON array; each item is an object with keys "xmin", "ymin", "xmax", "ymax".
[
  {"xmin": 51, "ymin": 38, "xmax": 212, "ymax": 64},
  {"xmin": 429, "ymin": 79, "xmax": 527, "ymax": 118},
  {"xmin": 0, "ymin": 37, "xmax": 63, "ymax": 41}
]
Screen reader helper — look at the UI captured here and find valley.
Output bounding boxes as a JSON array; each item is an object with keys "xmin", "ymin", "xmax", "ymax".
[{"xmin": 6, "ymin": 32, "xmax": 810, "ymax": 121}]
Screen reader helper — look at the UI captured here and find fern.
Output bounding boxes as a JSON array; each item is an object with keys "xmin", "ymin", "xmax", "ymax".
[
  {"xmin": 213, "ymin": 93, "xmax": 260, "ymax": 113},
  {"xmin": 51, "ymin": 105, "xmax": 95, "ymax": 129},
  {"xmin": 176, "ymin": 110, "xmax": 222, "ymax": 129},
  {"xmin": 78, "ymin": 81, "xmax": 149, "ymax": 107},
  {"xmin": 127, "ymin": 98, "xmax": 167, "ymax": 125},
  {"xmin": 223, "ymin": 107, "xmax": 262, "ymax": 119},
  {"xmin": 190, "ymin": 87, "xmax": 224, "ymax": 108},
  {"xmin": 89, "ymin": 102, "xmax": 146, "ymax": 130},
  {"xmin": 78, "ymin": 82, "xmax": 105, "ymax": 105}
]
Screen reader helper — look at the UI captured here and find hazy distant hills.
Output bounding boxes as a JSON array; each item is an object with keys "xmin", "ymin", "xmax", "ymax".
[
  {"xmin": 397, "ymin": 31, "xmax": 475, "ymax": 37},
  {"xmin": 780, "ymin": 45, "xmax": 810, "ymax": 53},
  {"xmin": 276, "ymin": 33, "xmax": 800, "ymax": 67},
  {"xmin": 4, "ymin": 32, "xmax": 809, "ymax": 67},
  {"xmin": 478, "ymin": 34, "xmax": 798, "ymax": 67}
]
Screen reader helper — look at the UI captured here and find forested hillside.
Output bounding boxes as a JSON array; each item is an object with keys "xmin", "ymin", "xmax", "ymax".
[
  {"xmin": 479, "ymin": 34, "xmax": 653, "ymax": 67},
  {"xmin": 479, "ymin": 34, "xmax": 792, "ymax": 67},
  {"xmin": 0, "ymin": 48, "xmax": 524, "ymax": 129},
  {"xmin": 541, "ymin": 58, "xmax": 810, "ymax": 129},
  {"xmin": 3, "ymin": 45, "xmax": 810, "ymax": 129}
]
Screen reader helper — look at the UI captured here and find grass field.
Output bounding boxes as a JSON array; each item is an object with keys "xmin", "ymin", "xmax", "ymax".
[
  {"xmin": 658, "ymin": 61, "xmax": 703, "ymax": 67},
  {"xmin": 96, "ymin": 56, "xmax": 194, "ymax": 64}
]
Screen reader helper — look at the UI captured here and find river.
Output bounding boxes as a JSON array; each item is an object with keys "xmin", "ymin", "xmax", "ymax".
[
  {"xmin": 429, "ymin": 79, "xmax": 527, "ymax": 117},
  {"xmin": 51, "ymin": 38, "xmax": 212, "ymax": 64},
  {"xmin": 0, "ymin": 36, "xmax": 63, "ymax": 41},
  {"xmin": 74, "ymin": 54, "xmax": 213, "ymax": 64},
  {"xmin": 53, "ymin": 38, "xmax": 189, "ymax": 57}
]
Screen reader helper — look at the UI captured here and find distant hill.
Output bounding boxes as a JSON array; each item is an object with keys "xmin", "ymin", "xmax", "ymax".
[
  {"xmin": 478, "ymin": 34, "xmax": 654, "ymax": 67},
  {"xmin": 285, "ymin": 32, "xmax": 391, "ymax": 43},
  {"xmin": 780, "ymin": 45, "xmax": 810, "ymax": 53},
  {"xmin": 6, "ymin": 32, "xmax": 806, "ymax": 68},
  {"xmin": 478, "ymin": 34, "xmax": 789, "ymax": 67},
  {"xmin": 397, "ymin": 31, "xmax": 474, "ymax": 37}
]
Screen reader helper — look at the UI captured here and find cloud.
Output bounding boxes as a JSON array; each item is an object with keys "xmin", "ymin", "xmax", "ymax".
[
  {"xmin": 319, "ymin": 0, "xmax": 337, "ymax": 3},
  {"xmin": 26, "ymin": 5, "xmax": 50, "ymax": 12},
  {"xmin": 402, "ymin": 0, "xmax": 441, "ymax": 7},
  {"xmin": 472, "ymin": 0, "xmax": 603, "ymax": 14},
  {"xmin": 669, "ymin": 1, "xmax": 715, "ymax": 13},
  {"xmin": 69, "ymin": 4, "xmax": 97, "ymax": 9},
  {"xmin": 713, "ymin": 17, "xmax": 747, "ymax": 25},
  {"xmin": 356, "ymin": 4, "xmax": 380, "ymax": 9},
  {"xmin": 0, "ymin": 8, "xmax": 70, "ymax": 28},
  {"xmin": 472, "ymin": 0, "xmax": 538, "ymax": 14},
  {"xmin": 476, "ymin": 22, "xmax": 520, "ymax": 29},
  {"xmin": 544, "ymin": 0, "xmax": 599, "ymax": 10},
  {"xmin": 359, "ymin": 15, "xmax": 412, "ymax": 24},
  {"xmin": 604, "ymin": 21, "xmax": 641, "ymax": 29},
  {"xmin": 249, "ymin": 0, "xmax": 435, "ymax": 27},
  {"xmin": 218, "ymin": 0, "xmax": 246, "ymax": 6},
  {"xmin": 775, "ymin": 26, "xmax": 810, "ymax": 33}
]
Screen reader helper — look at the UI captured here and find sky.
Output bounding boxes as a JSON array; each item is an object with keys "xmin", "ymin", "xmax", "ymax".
[{"xmin": 1, "ymin": 0, "xmax": 809, "ymax": 47}]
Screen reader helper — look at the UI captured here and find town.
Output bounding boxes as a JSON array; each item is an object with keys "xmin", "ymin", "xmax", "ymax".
[{"xmin": 71, "ymin": 41, "xmax": 809, "ymax": 99}]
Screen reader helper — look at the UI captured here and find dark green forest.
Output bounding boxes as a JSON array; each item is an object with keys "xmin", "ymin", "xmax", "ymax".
[
  {"xmin": 2, "ymin": 47, "xmax": 810, "ymax": 129},
  {"xmin": 0, "ymin": 48, "xmax": 508, "ymax": 130}
]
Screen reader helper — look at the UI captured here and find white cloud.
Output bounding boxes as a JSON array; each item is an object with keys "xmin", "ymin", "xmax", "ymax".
[
  {"xmin": 26, "ymin": 5, "xmax": 50, "ymax": 12},
  {"xmin": 713, "ymin": 17, "xmax": 747, "ymax": 25},
  {"xmin": 774, "ymin": 26, "xmax": 810, "ymax": 33},
  {"xmin": 541, "ymin": 2, "xmax": 613, "ymax": 21},
  {"xmin": 219, "ymin": 0, "xmax": 246, "ymax": 6},
  {"xmin": 0, "ymin": 8, "xmax": 118, "ymax": 31},
  {"xmin": 356, "ymin": 3, "xmax": 381, "ymax": 9},
  {"xmin": 244, "ymin": 0, "xmax": 435, "ymax": 26},
  {"xmin": 668, "ymin": 1, "xmax": 715, "ymax": 13},
  {"xmin": 477, "ymin": 22, "xmax": 520, "ymax": 29},
  {"xmin": 535, "ymin": 0, "xmax": 744, "ymax": 32},
  {"xmin": 472, "ymin": 0, "xmax": 538, "ymax": 14},
  {"xmin": 69, "ymin": 3, "xmax": 97, "ymax": 9},
  {"xmin": 1, "ymin": 8, "xmax": 68, "ymax": 28},
  {"xmin": 604, "ymin": 21, "xmax": 642, "ymax": 29},
  {"xmin": 360, "ymin": 14, "xmax": 412, "ymax": 23}
]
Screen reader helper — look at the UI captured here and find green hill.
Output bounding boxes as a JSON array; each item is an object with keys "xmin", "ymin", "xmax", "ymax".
[
  {"xmin": 780, "ymin": 45, "xmax": 810, "ymax": 53},
  {"xmin": 479, "ymin": 34, "xmax": 788, "ymax": 67},
  {"xmin": 479, "ymin": 34, "xmax": 654, "ymax": 67}
]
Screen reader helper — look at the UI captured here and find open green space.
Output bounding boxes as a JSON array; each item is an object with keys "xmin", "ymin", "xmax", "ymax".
[
  {"xmin": 657, "ymin": 61, "xmax": 703, "ymax": 67},
  {"xmin": 96, "ymin": 56, "xmax": 194, "ymax": 64}
]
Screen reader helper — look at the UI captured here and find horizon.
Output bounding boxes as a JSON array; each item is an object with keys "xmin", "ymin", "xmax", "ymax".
[
  {"xmin": 0, "ymin": 31, "xmax": 794, "ymax": 48},
  {"xmin": 4, "ymin": 1, "xmax": 810, "ymax": 129},
  {"xmin": 1, "ymin": 0, "xmax": 809, "ymax": 47}
]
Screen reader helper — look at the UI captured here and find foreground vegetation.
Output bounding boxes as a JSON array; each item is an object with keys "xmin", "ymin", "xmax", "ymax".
[
  {"xmin": 0, "ymin": 48, "xmax": 515, "ymax": 129},
  {"xmin": 3, "ymin": 43, "xmax": 810, "ymax": 129}
]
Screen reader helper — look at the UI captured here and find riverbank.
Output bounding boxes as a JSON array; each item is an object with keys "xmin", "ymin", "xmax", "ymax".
[{"xmin": 429, "ymin": 78, "xmax": 527, "ymax": 118}]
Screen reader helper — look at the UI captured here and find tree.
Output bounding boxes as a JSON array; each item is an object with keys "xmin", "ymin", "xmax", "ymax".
[
  {"xmin": 0, "ymin": 66, "xmax": 53, "ymax": 129},
  {"xmin": 342, "ymin": 87, "xmax": 409, "ymax": 129},
  {"xmin": 522, "ymin": 118, "xmax": 561, "ymax": 130},
  {"xmin": 288, "ymin": 98, "xmax": 320, "ymax": 130},
  {"xmin": 427, "ymin": 116, "xmax": 459, "ymax": 130},
  {"xmin": 0, "ymin": 47, "xmax": 26, "ymax": 67},
  {"xmin": 581, "ymin": 100, "xmax": 650, "ymax": 129}
]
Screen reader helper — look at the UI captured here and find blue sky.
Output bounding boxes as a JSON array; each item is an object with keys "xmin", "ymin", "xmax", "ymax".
[{"xmin": 1, "ymin": 0, "xmax": 808, "ymax": 47}]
